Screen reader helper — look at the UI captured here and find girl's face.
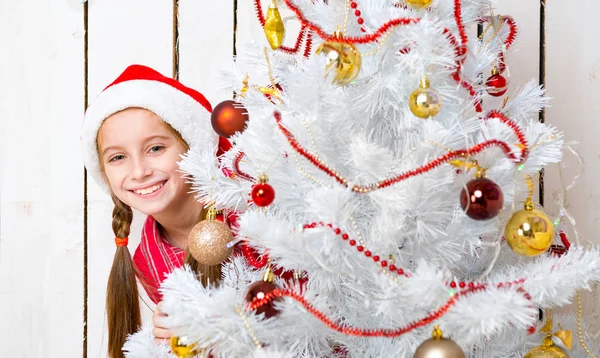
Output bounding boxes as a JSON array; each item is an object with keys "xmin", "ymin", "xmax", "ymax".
[{"xmin": 98, "ymin": 108, "xmax": 190, "ymax": 217}]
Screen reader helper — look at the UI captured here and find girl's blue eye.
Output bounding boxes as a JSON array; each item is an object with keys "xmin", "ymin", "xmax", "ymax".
[
  {"xmin": 109, "ymin": 155, "xmax": 125, "ymax": 162},
  {"xmin": 149, "ymin": 145, "xmax": 165, "ymax": 153}
]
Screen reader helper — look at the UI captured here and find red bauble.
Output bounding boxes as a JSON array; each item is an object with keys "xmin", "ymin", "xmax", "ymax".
[
  {"xmin": 486, "ymin": 73, "xmax": 508, "ymax": 97},
  {"xmin": 210, "ymin": 100, "xmax": 249, "ymax": 138},
  {"xmin": 251, "ymin": 182, "xmax": 275, "ymax": 207},
  {"xmin": 460, "ymin": 178, "xmax": 504, "ymax": 220},
  {"xmin": 245, "ymin": 280, "xmax": 281, "ymax": 318}
]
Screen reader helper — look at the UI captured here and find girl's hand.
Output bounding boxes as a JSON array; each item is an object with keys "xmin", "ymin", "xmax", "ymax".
[{"xmin": 153, "ymin": 302, "xmax": 173, "ymax": 344}]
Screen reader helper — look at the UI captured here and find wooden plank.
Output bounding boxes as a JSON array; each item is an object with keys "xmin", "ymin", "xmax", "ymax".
[
  {"xmin": 545, "ymin": 0, "xmax": 600, "ymax": 246},
  {"xmin": 86, "ymin": 1, "xmax": 174, "ymax": 355},
  {"xmin": 0, "ymin": 0, "xmax": 85, "ymax": 356},
  {"xmin": 178, "ymin": 0, "xmax": 235, "ymax": 106}
]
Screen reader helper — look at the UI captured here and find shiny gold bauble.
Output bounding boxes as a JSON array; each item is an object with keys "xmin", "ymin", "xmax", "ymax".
[
  {"xmin": 409, "ymin": 77, "xmax": 442, "ymax": 118},
  {"xmin": 170, "ymin": 336, "xmax": 200, "ymax": 358},
  {"xmin": 188, "ymin": 218, "xmax": 234, "ymax": 265},
  {"xmin": 525, "ymin": 338, "xmax": 568, "ymax": 358},
  {"xmin": 315, "ymin": 34, "xmax": 362, "ymax": 85},
  {"xmin": 505, "ymin": 208, "xmax": 554, "ymax": 256},
  {"xmin": 406, "ymin": 0, "xmax": 433, "ymax": 9},
  {"xmin": 413, "ymin": 337, "xmax": 466, "ymax": 358}
]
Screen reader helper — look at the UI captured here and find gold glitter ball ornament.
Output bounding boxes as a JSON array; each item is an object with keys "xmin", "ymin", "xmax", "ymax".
[
  {"xmin": 406, "ymin": 0, "xmax": 433, "ymax": 10},
  {"xmin": 409, "ymin": 77, "xmax": 442, "ymax": 118},
  {"xmin": 525, "ymin": 337, "xmax": 568, "ymax": 358},
  {"xmin": 504, "ymin": 203, "xmax": 554, "ymax": 257},
  {"xmin": 414, "ymin": 326, "xmax": 466, "ymax": 358},
  {"xmin": 264, "ymin": 0, "xmax": 285, "ymax": 50},
  {"xmin": 315, "ymin": 31, "xmax": 362, "ymax": 85},
  {"xmin": 170, "ymin": 336, "xmax": 200, "ymax": 358},
  {"xmin": 188, "ymin": 210, "xmax": 234, "ymax": 265}
]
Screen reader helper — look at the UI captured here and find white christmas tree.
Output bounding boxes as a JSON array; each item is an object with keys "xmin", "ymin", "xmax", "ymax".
[{"xmin": 125, "ymin": 0, "xmax": 600, "ymax": 357}]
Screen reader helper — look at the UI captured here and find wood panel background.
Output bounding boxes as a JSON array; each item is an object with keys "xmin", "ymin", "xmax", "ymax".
[{"xmin": 0, "ymin": 1, "xmax": 598, "ymax": 356}]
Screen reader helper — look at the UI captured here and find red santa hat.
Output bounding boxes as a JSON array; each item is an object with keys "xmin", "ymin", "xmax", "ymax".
[{"xmin": 82, "ymin": 64, "xmax": 231, "ymax": 193}]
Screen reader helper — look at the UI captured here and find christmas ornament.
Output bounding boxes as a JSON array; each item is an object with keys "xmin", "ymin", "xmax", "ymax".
[
  {"xmin": 262, "ymin": 83, "xmax": 284, "ymax": 104},
  {"xmin": 504, "ymin": 201, "xmax": 554, "ymax": 256},
  {"xmin": 264, "ymin": 0, "xmax": 285, "ymax": 50},
  {"xmin": 188, "ymin": 208, "xmax": 234, "ymax": 265},
  {"xmin": 485, "ymin": 67, "xmax": 508, "ymax": 97},
  {"xmin": 409, "ymin": 76, "xmax": 442, "ymax": 118},
  {"xmin": 315, "ymin": 30, "xmax": 362, "ymax": 85},
  {"xmin": 210, "ymin": 100, "xmax": 249, "ymax": 138},
  {"xmin": 406, "ymin": 0, "xmax": 433, "ymax": 10},
  {"xmin": 170, "ymin": 336, "xmax": 200, "ymax": 358},
  {"xmin": 414, "ymin": 326, "xmax": 466, "ymax": 358},
  {"xmin": 245, "ymin": 266, "xmax": 281, "ymax": 318},
  {"xmin": 459, "ymin": 171, "xmax": 503, "ymax": 220},
  {"xmin": 251, "ymin": 174, "xmax": 276, "ymax": 207},
  {"xmin": 525, "ymin": 317, "xmax": 571, "ymax": 358}
]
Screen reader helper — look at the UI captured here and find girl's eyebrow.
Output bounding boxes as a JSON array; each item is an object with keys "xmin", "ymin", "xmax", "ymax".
[
  {"xmin": 102, "ymin": 135, "xmax": 172, "ymax": 156},
  {"xmin": 142, "ymin": 135, "xmax": 172, "ymax": 143}
]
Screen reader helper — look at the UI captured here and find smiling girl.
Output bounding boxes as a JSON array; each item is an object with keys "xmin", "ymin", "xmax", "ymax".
[{"xmin": 82, "ymin": 65, "xmax": 231, "ymax": 357}]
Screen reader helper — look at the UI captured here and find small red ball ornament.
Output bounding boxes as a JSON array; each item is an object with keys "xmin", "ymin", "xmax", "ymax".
[
  {"xmin": 485, "ymin": 67, "xmax": 508, "ymax": 97},
  {"xmin": 251, "ymin": 174, "xmax": 275, "ymax": 207},
  {"xmin": 210, "ymin": 100, "xmax": 249, "ymax": 138},
  {"xmin": 460, "ymin": 174, "xmax": 504, "ymax": 220},
  {"xmin": 245, "ymin": 268, "xmax": 281, "ymax": 318}
]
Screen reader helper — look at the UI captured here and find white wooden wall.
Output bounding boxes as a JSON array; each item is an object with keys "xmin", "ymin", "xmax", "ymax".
[{"xmin": 0, "ymin": 1, "xmax": 598, "ymax": 356}]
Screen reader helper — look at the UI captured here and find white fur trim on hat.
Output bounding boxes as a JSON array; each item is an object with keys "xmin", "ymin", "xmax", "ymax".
[{"xmin": 82, "ymin": 79, "xmax": 217, "ymax": 193}]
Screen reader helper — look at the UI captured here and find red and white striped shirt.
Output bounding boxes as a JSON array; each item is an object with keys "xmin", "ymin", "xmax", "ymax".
[{"xmin": 133, "ymin": 216, "xmax": 184, "ymax": 304}]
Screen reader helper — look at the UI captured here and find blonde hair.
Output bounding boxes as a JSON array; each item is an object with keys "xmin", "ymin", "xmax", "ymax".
[{"xmin": 97, "ymin": 114, "xmax": 221, "ymax": 357}]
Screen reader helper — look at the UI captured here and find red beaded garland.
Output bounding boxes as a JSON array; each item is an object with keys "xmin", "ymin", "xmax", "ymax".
[
  {"xmin": 274, "ymin": 112, "xmax": 527, "ymax": 195},
  {"xmin": 245, "ymin": 280, "xmax": 281, "ymax": 318},
  {"xmin": 248, "ymin": 286, "xmax": 487, "ymax": 338},
  {"xmin": 302, "ymin": 221, "xmax": 533, "ymax": 290}
]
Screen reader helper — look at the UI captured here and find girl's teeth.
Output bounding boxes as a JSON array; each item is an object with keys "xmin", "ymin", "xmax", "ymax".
[{"xmin": 135, "ymin": 182, "xmax": 163, "ymax": 195}]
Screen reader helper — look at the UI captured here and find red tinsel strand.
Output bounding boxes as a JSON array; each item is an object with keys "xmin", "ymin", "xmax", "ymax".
[
  {"xmin": 498, "ymin": 16, "xmax": 517, "ymax": 73},
  {"xmin": 275, "ymin": 110, "xmax": 519, "ymax": 192},
  {"xmin": 279, "ymin": 26, "xmax": 309, "ymax": 55},
  {"xmin": 478, "ymin": 15, "xmax": 518, "ymax": 74},
  {"xmin": 453, "ymin": 0, "xmax": 468, "ymax": 62},
  {"xmin": 559, "ymin": 231, "xmax": 571, "ymax": 250},
  {"xmin": 241, "ymin": 242, "xmax": 269, "ymax": 268},
  {"xmin": 303, "ymin": 31, "xmax": 313, "ymax": 58},
  {"xmin": 283, "ymin": 0, "xmax": 419, "ymax": 44},
  {"xmin": 484, "ymin": 110, "xmax": 529, "ymax": 162},
  {"xmin": 254, "ymin": 0, "xmax": 266, "ymax": 27},
  {"xmin": 232, "ymin": 152, "xmax": 256, "ymax": 182}
]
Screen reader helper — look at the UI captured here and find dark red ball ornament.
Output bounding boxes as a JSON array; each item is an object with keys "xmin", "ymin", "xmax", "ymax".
[
  {"xmin": 460, "ymin": 177, "xmax": 503, "ymax": 220},
  {"xmin": 245, "ymin": 269, "xmax": 281, "ymax": 319},
  {"xmin": 251, "ymin": 174, "xmax": 275, "ymax": 207},
  {"xmin": 485, "ymin": 67, "xmax": 508, "ymax": 97},
  {"xmin": 210, "ymin": 100, "xmax": 249, "ymax": 138}
]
